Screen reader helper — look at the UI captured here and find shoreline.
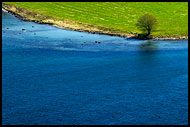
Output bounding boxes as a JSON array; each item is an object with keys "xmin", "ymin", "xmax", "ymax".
[{"xmin": 2, "ymin": 3, "xmax": 188, "ymax": 41}]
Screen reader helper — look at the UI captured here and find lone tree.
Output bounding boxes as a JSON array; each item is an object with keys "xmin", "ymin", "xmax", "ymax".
[{"xmin": 136, "ymin": 13, "xmax": 158, "ymax": 37}]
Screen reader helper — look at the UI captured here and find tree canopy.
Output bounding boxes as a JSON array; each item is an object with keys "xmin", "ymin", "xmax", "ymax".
[{"xmin": 136, "ymin": 13, "xmax": 158, "ymax": 37}]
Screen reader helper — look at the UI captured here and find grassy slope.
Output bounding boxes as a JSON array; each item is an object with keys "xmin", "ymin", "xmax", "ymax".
[{"xmin": 4, "ymin": 2, "xmax": 188, "ymax": 37}]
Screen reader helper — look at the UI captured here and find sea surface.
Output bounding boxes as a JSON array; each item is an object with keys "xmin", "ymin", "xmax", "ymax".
[{"xmin": 2, "ymin": 11, "xmax": 188, "ymax": 125}]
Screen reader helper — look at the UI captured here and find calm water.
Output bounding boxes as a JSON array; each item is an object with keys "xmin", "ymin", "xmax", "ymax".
[{"xmin": 2, "ymin": 11, "xmax": 188, "ymax": 125}]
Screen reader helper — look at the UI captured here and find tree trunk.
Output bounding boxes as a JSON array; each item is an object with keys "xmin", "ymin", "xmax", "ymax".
[{"xmin": 147, "ymin": 29, "xmax": 150, "ymax": 36}]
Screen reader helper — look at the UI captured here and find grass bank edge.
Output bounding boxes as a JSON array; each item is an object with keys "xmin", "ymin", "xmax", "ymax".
[{"xmin": 2, "ymin": 2, "xmax": 188, "ymax": 40}]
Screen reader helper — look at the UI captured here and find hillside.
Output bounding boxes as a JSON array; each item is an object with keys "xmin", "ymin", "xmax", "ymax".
[{"xmin": 2, "ymin": 2, "xmax": 188, "ymax": 39}]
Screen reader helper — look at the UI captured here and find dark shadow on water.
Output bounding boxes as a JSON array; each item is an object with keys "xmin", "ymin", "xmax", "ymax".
[
  {"xmin": 139, "ymin": 40, "xmax": 158, "ymax": 52},
  {"xmin": 137, "ymin": 40, "xmax": 159, "ymax": 64}
]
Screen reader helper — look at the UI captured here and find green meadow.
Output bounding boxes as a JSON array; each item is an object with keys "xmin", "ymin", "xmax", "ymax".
[{"xmin": 4, "ymin": 2, "xmax": 188, "ymax": 38}]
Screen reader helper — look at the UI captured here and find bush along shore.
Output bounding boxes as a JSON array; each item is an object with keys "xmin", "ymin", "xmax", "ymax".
[{"xmin": 2, "ymin": 3, "xmax": 188, "ymax": 40}]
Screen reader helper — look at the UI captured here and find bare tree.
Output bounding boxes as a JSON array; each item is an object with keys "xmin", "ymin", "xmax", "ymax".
[{"xmin": 136, "ymin": 13, "xmax": 158, "ymax": 37}]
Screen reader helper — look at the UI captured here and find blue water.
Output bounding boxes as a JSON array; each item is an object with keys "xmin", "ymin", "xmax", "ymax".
[{"xmin": 2, "ymin": 11, "xmax": 188, "ymax": 125}]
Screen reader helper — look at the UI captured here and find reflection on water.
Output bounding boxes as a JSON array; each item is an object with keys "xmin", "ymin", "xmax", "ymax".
[
  {"xmin": 140, "ymin": 40, "xmax": 158, "ymax": 50},
  {"xmin": 138, "ymin": 40, "xmax": 159, "ymax": 60},
  {"xmin": 2, "ymin": 11, "xmax": 188, "ymax": 125}
]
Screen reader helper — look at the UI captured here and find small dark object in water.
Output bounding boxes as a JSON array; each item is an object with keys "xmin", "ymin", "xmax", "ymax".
[
  {"xmin": 95, "ymin": 41, "xmax": 98, "ymax": 43},
  {"xmin": 32, "ymin": 26, "xmax": 34, "ymax": 28},
  {"xmin": 83, "ymin": 42, "xmax": 86, "ymax": 43},
  {"xmin": 22, "ymin": 29, "xmax": 25, "ymax": 31},
  {"xmin": 6, "ymin": 28, "xmax": 9, "ymax": 29},
  {"xmin": 98, "ymin": 42, "xmax": 101, "ymax": 44},
  {"xmin": 34, "ymin": 33, "xmax": 36, "ymax": 35}
]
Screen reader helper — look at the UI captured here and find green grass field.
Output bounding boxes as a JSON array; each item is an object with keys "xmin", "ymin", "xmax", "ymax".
[{"xmin": 3, "ymin": 2, "xmax": 188, "ymax": 37}]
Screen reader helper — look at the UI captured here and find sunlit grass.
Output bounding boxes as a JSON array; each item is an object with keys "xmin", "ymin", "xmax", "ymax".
[{"xmin": 4, "ymin": 2, "xmax": 188, "ymax": 37}]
